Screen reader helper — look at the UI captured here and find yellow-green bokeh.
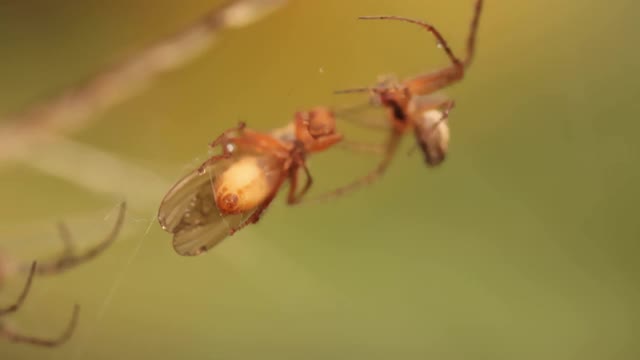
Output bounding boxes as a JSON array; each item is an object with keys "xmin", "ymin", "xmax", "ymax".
[{"xmin": 1, "ymin": 0, "xmax": 639, "ymax": 359}]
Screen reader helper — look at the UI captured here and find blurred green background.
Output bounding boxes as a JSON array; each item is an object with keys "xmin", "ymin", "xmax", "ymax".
[{"xmin": 1, "ymin": 0, "xmax": 639, "ymax": 359}]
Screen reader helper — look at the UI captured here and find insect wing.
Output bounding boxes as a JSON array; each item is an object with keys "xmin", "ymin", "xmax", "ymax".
[
  {"xmin": 158, "ymin": 151, "xmax": 285, "ymax": 256},
  {"xmin": 158, "ymin": 156, "xmax": 254, "ymax": 256}
]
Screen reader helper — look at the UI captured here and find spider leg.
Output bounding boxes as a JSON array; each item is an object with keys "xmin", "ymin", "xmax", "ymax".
[
  {"xmin": 31, "ymin": 202, "xmax": 126, "ymax": 276},
  {"xmin": 0, "ymin": 304, "xmax": 79, "ymax": 347},
  {"xmin": 305, "ymin": 130, "xmax": 403, "ymax": 203},
  {"xmin": 464, "ymin": 0, "xmax": 484, "ymax": 67},
  {"xmin": 208, "ymin": 122, "xmax": 246, "ymax": 149},
  {"xmin": 0, "ymin": 262, "xmax": 80, "ymax": 347},
  {"xmin": 56, "ymin": 222, "xmax": 75, "ymax": 258},
  {"xmin": 200, "ymin": 126, "xmax": 289, "ymax": 174},
  {"xmin": 0, "ymin": 262, "xmax": 36, "ymax": 316},
  {"xmin": 436, "ymin": 99, "xmax": 455, "ymax": 127},
  {"xmin": 359, "ymin": 0, "xmax": 484, "ymax": 68},
  {"xmin": 286, "ymin": 167, "xmax": 299, "ymax": 204},
  {"xmin": 287, "ymin": 164, "xmax": 313, "ymax": 205},
  {"xmin": 231, "ymin": 132, "xmax": 289, "ymax": 156},
  {"xmin": 358, "ymin": 15, "xmax": 462, "ymax": 68},
  {"xmin": 412, "ymin": 95, "xmax": 456, "ymax": 131},
  {"xmin": 363, "ymin": 1, "xmax": 484, "ymax": 95},
  {"xmin": 198, "ymin": 123, "xmax": 247, "ymax": 172}
]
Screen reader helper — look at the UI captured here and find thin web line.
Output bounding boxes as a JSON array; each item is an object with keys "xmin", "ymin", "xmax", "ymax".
[{"xmin": 70, "ymin": 210, "xmax": 153, "ymax": 359}]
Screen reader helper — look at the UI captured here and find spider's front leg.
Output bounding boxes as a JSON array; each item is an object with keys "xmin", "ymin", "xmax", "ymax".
[
  {"xmin": 0, "ymin": 262, "xmax": 80, "ymax": 347},
  {"xmin": 287, "ymin": 164, "xmax": 313, "ymax": 205},
  {"xmin": 197, "ymin": 122, "xmax": 246, "ymax": 174}
]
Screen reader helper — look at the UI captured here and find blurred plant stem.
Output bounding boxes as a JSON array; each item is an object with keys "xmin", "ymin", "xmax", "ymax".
[
  {"xmin": 0, "ymin": 0, "xmax": 287, "ymax": 200},
  {"xmin": 12, "ymin": 137, "xmax": 170, "ymax": 211}
]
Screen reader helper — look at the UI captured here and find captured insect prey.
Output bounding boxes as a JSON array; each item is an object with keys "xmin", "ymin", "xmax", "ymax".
[
  {"xmin": 0, "ymin": 262, "xmax": 79, "ymax": 347},
  {"xmin": 158, "ymin": 107, "xmax": 342, "ymax": 256},
  {"xmin": 310, "ymin": 0, "xmax": 484, "ymax": 201}
]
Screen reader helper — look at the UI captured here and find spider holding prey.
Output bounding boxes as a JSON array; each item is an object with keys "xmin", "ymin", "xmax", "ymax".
[{"xmin": 158, "ymin": 107, "xmax": 342, "ymax": 256}]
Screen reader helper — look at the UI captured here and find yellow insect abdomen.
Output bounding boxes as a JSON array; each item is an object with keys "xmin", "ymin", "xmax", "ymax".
[{"xmin": 213, "ymin": 156, "xmax": 274, "ymax": 214}]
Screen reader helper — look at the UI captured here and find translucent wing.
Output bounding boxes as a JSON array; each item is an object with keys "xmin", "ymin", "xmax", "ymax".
[{"xmin": 158, "ymin": 152, "xmax": 282, "ymax": 256}]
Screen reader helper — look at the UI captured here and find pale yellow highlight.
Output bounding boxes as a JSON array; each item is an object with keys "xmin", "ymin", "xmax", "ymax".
[{"xmin": 214, "ymin": 156, "xmax": 273, "ymax": 213}]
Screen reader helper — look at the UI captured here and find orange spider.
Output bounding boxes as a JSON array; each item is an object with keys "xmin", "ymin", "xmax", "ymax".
[
  {"xmin": 315, "ymin": 0, "xmax": 484, "ymax": 200},
  {"xmin": 158, "ymin": 107, "xmax": 342, "ymax": 256}
]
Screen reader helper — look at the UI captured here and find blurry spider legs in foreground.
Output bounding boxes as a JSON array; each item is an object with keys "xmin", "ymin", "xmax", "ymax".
[
  {"xmin": 0, "ymin": 262, "xmax": 79, "ymax": 347},
  {"xmin": 24, "ymin": 202, "xmax": 127, "ymax": 276},
  {"xmin": 0, "ymin": 202, "xmax": 126, "ymax": 347},
  {"xmin": 303, "ymin": 0, "xmax": 484, "ymax": 203}
]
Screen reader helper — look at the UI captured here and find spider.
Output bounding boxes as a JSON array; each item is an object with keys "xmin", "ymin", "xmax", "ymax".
[
  {"xmin": 312, "ymin": 0, "xmax": 484, "ymax": 201},
  {"xmin": 158, "ymin": 107, "xmax": 342, "ymax": 256},
  {"xmin": 0, "ymin": 202, "xmax": 126, "ymax": 347}
]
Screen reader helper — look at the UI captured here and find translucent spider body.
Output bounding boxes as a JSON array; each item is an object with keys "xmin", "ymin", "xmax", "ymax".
[{"xmin": 317, "ymin": 0, "xmax": 484, "ymax": 200}]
